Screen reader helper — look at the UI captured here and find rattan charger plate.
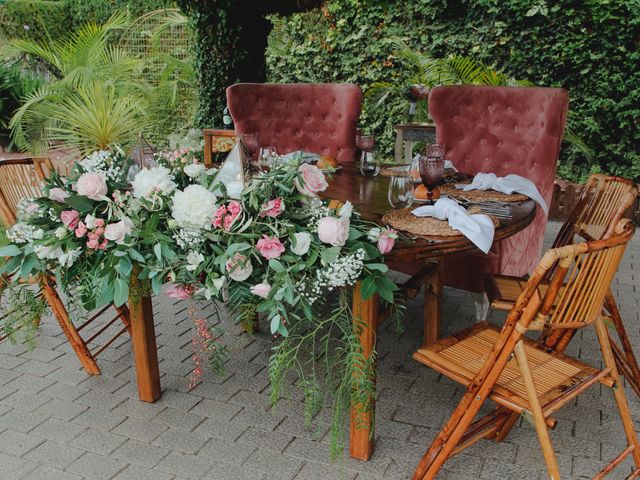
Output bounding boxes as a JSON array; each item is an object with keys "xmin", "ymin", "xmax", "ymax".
[
  {"xmin": 439, "ymin": 183, "xmax": 528, "ymax": 203},
  {"xmin": 382, "ymin": 208, "xmax": 499, "ymax": 239}
]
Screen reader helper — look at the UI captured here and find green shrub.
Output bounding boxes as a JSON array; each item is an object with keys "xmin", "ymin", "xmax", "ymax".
[
  {"xmin": 266, "ymin": 1, "xmax": 640, "ymax": 182},
  {"xmin": 67, "ymin": 0, "xmax": 176, "ymax": 28},
  {"xmin": 0, "ymin": 0, "xmax": 72, "ymax": 42},
  {"xmin": 0, "ymin": 63, "xmax": 43, "ymax": 148}
]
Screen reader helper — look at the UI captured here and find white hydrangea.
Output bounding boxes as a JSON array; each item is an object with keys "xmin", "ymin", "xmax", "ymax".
[
  {"xmin": 131, "ymin": 166, "xmax": 177, "ymax": 199},
  {"xmin": 171, "ymin": 185, "xmax": 216, "ymax": 230}
]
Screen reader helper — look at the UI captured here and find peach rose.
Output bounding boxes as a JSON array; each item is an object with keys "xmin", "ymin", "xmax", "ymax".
[
  {"xmin": 76, "ymin": 173, "xmax": 108, "ymax": 200},
  {"xmin": 317, "ymin": 217, "xmax": 349, "ymax": 247},
  {"xmin": 295, "ymin": 164, "xmax": 328, "ymax": 197}
]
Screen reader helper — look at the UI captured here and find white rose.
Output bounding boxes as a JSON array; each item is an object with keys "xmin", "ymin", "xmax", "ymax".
[
  {"xmin": 131, "ymin": 166, "xmax": 176, "ymax": 199},
  {"xmin": 184, "ymin": 163, "xmax": 205, "ymax": 178},
  {"xmin": 171, "ymin": 185, "xmax": 217, "ymax": 230},
  {"xmin": 291, "ymin": 232, "xmax": 312, "ymax": 256},
  {"xmin": 186, "ymin": 251, "xmax": 205, "ymax": 271},
  {"xmin": 104, "ymin": 217, "xmax": 133, "ymax": 244},
  {"xmin": 339, "ymin": 201, "xmax": 353, "ymax": 219},
  {"xmin": 54, "ymin": 227, "xmax": 68, "ymax": 239},
  {"xmin": 84, "ymin": 214, "xmax": 96, "ymax": 229}
]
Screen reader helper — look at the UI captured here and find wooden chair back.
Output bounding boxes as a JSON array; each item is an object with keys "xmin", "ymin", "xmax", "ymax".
[
  {"xmin": 553, "ymin": 174, "xmax": 637, "ymax": 248},
  {"xmin": 0, "ymin": 158, "xmax": 55, "ymax": 226},
  {"xmin": 513, "ymin": 219, "xmax": 634, "ymax": 335}
]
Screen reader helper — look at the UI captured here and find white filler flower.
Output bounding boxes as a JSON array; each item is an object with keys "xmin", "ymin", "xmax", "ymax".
[
  {"xmin": 131, "ymin": 166, "xmax": 177, "ymax": 199},
  {"xmin": 171, "ymin": 185, "xmax": 217, "ymax": 230}
]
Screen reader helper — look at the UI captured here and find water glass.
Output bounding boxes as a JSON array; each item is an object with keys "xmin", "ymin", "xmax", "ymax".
[
  {"xmin": 359, "ymin": 151, "xmax": 380, "ymax": 176},
  {"xmin": 258, "ymin": 146, "xmax": 278, "ymax": 168},
  {"xmin": 388, "ymin": 174, "xmax": 415, "ymax": 209}
]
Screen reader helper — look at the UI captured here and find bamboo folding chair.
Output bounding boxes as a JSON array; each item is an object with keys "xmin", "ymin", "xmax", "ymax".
[
  {"xmin": 485, "ymin": 174, "xmax": 640, "ymax": 396},
  {"xmin": 413, "ymin": 219, "xmax": 639, "ymax": 480},
  {"xmin": 0, "ymin": 157, "xmax": 131, "ymax": 374}
]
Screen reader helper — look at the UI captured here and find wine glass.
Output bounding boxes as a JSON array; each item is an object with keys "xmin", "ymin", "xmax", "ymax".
[
  {"xmin": 425, "ymin": 143, "xmax": 446, "ymax": 160},
  {"xmin": 388, "ymin": 174, "xmax": 415, "ymax": 209},
  {"xmin": 356, "ymin": 133, "xmax": 375, "ymax": 152},
  {"xmin": 418, "ymin": 155, "xmax": 445, "ymax": 205},
  {"xmin": 258, "ymin": 146, "xmax": 278, "ymax": 168},
  {"xmin": 359, "ymin": 151, "xmax": 380, "ymax": 176}
]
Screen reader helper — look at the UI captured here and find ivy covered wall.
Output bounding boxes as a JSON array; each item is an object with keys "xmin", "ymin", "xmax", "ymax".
[{"xmin": 266, "ymin": 0, "xmax": 640, "ymax": 181}]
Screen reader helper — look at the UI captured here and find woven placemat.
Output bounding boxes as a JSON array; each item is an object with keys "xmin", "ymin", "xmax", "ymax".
[
  {"xmin": 439, "ymin": 183, "xmax": 528, "ymax": 202},
  {"xmin": 383, "ymin": 208, "xmax": 462, "ymax": 238},
  {"xmin": 383, "ymin": 207, "xmax": 500, "ymax": 238}
]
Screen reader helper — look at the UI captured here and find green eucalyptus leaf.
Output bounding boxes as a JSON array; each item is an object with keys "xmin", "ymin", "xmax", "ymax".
[{"xmin": 0, "ymin": 245, "xmax": 21, "ymax": 257}]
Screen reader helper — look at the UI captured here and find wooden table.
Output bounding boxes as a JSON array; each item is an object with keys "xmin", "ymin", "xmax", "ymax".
[
  {"xmin": 126, "ymin": 163, "xmax": 536, "ymax": 460},
  {"xmin": 321, "ymin": 164, "xmax": 536, "ymax": 460}
]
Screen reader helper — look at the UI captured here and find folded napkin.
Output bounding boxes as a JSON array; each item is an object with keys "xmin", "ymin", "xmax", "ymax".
[
  {"xmin": 457, "ymin": 173, "xmax": 548, "ymax": 214},
  {"xmin": 412, "ymin": 198, "xmax": 495, "ymax": 253}
]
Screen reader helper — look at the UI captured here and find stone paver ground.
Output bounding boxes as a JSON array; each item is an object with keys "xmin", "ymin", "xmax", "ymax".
[{"xmin": 0, "ymin": 221, "xmax": 638, "ymax": 479}]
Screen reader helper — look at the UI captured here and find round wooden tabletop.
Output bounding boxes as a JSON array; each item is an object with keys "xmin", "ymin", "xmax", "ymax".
[{"xmin": 322, "ymin": 163, "xmax": 537, "ymax": 262}]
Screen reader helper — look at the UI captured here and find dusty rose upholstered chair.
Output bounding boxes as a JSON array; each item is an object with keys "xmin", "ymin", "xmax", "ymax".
[
  {"xmin": 428, "ymin": 85, "xmax": 569, "ymax": 293},
  {"xmin": 226, "ymin": 83, "xmax": 362, "ymax": 163}
]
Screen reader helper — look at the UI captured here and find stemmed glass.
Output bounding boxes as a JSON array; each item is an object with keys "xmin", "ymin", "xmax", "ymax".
[
  {"xmin": 357, "ymin": 132, "xmax": 379, "ymax": 176},
  {"xmin": 418, "ymin": 143, "xmax": 446, "ymax": 205},
  {"xmin": 388, "ymin": 174, "xmax": 415, "ymax": 209},
  {"xmin": 258, "ymin": 146, "xmax": 278, "ymax": 169}
]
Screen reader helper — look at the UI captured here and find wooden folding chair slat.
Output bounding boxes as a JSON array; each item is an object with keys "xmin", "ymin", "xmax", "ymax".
[
  {"xmin": 412, "ymin": 220, "xmax": 640, "ymax": 480},
  {"xmin": 485, "ymin": 174, "xmax": 640, "ymax": 400},
  {"xmin": 0, "ymin": 157, "xmax": 131, "ymax": 375}
]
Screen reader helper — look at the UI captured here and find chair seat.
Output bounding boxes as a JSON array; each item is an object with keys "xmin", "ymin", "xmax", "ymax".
[{"xmin": 414, "ymin": 322, "xmax": 603, "ymax": 414}]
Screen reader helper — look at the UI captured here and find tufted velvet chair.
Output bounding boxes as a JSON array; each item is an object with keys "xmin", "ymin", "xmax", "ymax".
[
  {"xmin": 226, "ymin": 83, "xmax": 362, "ymax": 163},
  {"xmin": 430, "ymin": 85, "xmax": 569, "ymax": 292}
]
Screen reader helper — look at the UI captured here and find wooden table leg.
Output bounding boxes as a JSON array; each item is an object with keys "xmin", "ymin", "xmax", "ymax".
[
  {"xmin": 423, "ymin": 258, "xmax": 443, "ymax": 345},
  {"xmin": 129, "ymin": 294, "xmax": 161, "ymax": 402},
  {"xmin": 350, "ymin": 281, "xmax": 378, "ymax": 461}
]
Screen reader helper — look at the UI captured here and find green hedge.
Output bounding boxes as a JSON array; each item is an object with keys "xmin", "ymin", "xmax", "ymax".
[{"xmin": 265, "ymin": 1, "xmax": 640, "ymax": 182}]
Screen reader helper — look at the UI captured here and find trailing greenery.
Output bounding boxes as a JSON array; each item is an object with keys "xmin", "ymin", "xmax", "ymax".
[{"xmin": 266, "ymin": 1, "xmax": 640, "ymax": 182}]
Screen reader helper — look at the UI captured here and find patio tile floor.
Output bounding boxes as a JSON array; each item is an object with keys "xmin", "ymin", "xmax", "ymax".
[{"xmin": 0, "ymin": 221, "xmax": 639, "ymax": 479}]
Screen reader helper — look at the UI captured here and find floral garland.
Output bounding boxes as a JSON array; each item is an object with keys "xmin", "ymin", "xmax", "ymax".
[{"xmin": 0, "ymin": 146, "xmax": 401, "ymax": 455}]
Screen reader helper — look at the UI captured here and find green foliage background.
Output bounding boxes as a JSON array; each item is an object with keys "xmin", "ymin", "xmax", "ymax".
[{"xmin": 265, "ymin": 0, "xmax": 640, "ymax": 182}]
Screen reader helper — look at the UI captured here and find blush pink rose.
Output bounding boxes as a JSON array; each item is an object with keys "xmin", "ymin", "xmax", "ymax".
[
  {"xmin": 250, "ymin": 283, "xmax": 271, "ymax": 299},
  {"xmin": 295, "ymin": 164, "xmax": 328, "ymax": 197},
  {"xmin": 86, "ymin": 232, "xmax": 101, "ymax": 250},
  {"xmin": 60, "ymin": 210, "xmax": 80, "ymax": 230},
  {"xmin": 227, "ymin": 200, "xmax": 242, "ymax": 216},
  {"xmin": 226, "ymin": 253, "xmax": 253, "ymax": 281},
  {"xmin": 256, "ymin": 235, "xmax": 285, "ymax": 260},
  {"xmin": 48, "ymin": 187, "xmax": 69, "ymax": 203},
  {"xmin": 259, "ymin": 198, "xmax": 285, "ymax": 218},
  {"xmin": 163, "ymin": 283, "xmax": 193, "ymax": 300},
  {"xmin": 94, "ymin": 218, "xmax": 105, "ymax": 228},
  {"xmin": 75, "ymin": 221, "xmax": 87, "ymax": 238},
  {"xmin": 377, "ymin": 228, "xmax": 397, "ymax": 254},
  {"xmin": 76, "ymin": 173, "xmax": 108, "ymax": 200},
  {"xmin": 317, "ymin": 217, "xmax": 349, "ymax": 247},
  {"xmin": 104, "ymin": 218, "xmax": 133, "ymax": 245}
]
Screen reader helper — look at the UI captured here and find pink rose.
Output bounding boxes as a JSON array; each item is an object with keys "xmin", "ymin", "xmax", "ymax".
[
  {"xmin": 317, "ymin": 217, "xmax": 350, "ymax": 247},
  {"xmin": 75, "ymin": 221, "xmax": 87, "ymax": 238},
  {"xmin": 86, "ymin": 232, "xmax": 100, "ymax": 250},
  {"xmin": 226, "ymin": 253, "xmax": 253, "ymax": 281},
  {"xmin": 259, "ymin": 198, "xmax": 285, "ymax": 218},
  {"xmin": 256, "ymin": 235, "xmax": 285, "ymax": 260},
  {"xmin": 212, "ymin": 205, "xmax": 226, "ymax": 229},
  {"xmin": 377, "ymin": 228, "xmax": 397, "ymax": 254},
  {"xmin": 164, "ymin": 283, "xmax": 193, "ymax": 300},
  {"xmin": 94, "ymin": 218, "xmax": 105, "ymax": 228},
  {"xmin": 250, "ymin": 283, "xmax": 271, "ymax": 299},
  {"xmin": 49, "ymin": 187, "xmax": 69, "ymax": 203},
  {"xmin": 76, "ymin": 173, "xmax": 108, "ymax": 200},
  {"xmin": 295, "ymin": 164, "xmax": 328, "ymax": 197},
  {"xmin": 223, "ymin": 214, "xmax": 238, "ymax": 232},
  {"xmin": 104, "ymin": 218, "xmax": 133, "ymax": 245},
  {"xmin": 227, "ymin": 200, "xmax": 242, "ymax": 216},
  {"xmin": 60, "ymin": 210, "xmax": 80, "ymax": 230}
]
